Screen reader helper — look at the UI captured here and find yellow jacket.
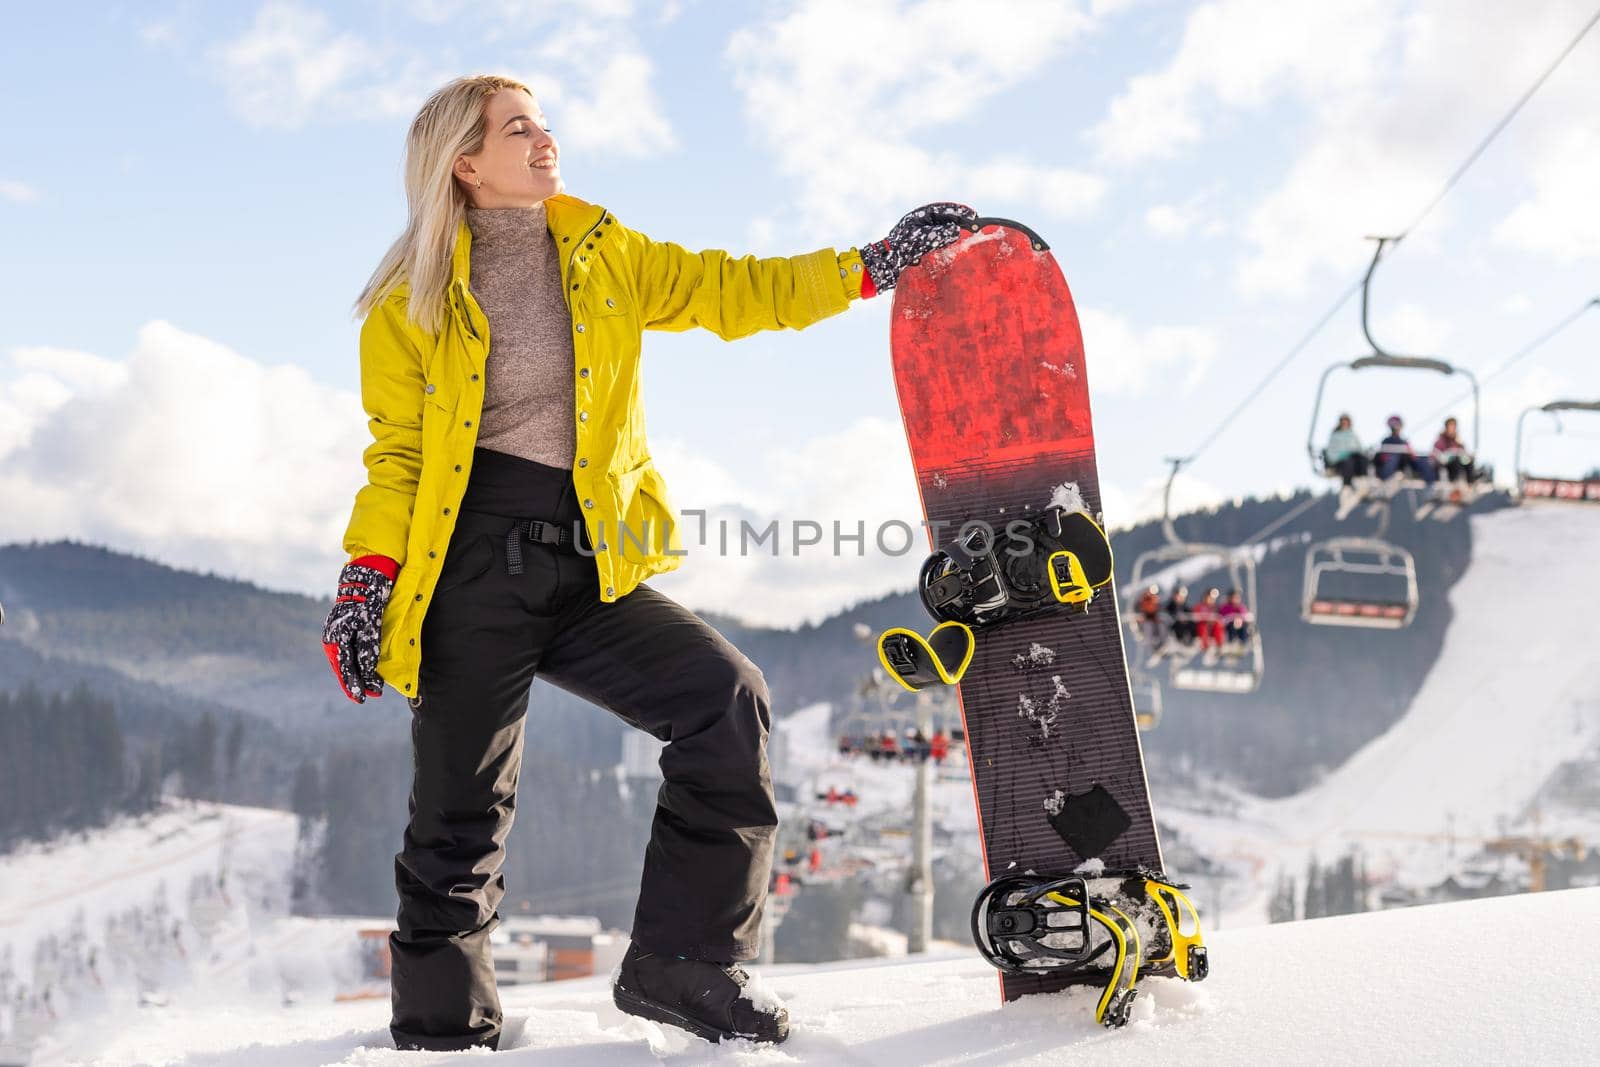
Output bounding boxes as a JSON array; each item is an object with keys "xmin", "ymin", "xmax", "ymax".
[{"xmin": 341, "ymin": 193, "xmax": 865, "ymax": 699}]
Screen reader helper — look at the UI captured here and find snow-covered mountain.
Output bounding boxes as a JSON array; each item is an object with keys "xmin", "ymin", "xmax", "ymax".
[{"xmin": 1159, "ymin": 503, "xmax": 1600, "ymax": 921}]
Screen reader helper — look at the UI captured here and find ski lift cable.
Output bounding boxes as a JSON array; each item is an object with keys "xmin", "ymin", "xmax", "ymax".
[
  {"xmin": 1418, "ymin": 297, "xmax": 1600, "ymax": 426},
  {"xmin": 1171, "ymin": 5, "xmax": 1600, "ymax": 474},
  {"xmin": 1241, "ymin": 492, "xmax": 1323, "ymax": 547},
  {"xmin": 1393, "ymin": 3, "xmax": 1600, "ymax": 242}
]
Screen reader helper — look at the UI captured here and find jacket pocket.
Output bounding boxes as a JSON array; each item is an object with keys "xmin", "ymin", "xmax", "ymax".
[{"xmin": 607, "ymin": 459, "xmax": 676, "ymax": 562}]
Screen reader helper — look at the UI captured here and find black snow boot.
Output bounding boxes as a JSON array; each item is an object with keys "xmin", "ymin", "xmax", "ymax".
[{"xmin": 613, "ymin": 942, "xmax": 789, "ymax": 1044}]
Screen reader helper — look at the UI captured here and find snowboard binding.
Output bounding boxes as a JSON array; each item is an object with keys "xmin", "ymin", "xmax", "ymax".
[
  {"xmin": 919, "ymin": 507, "xmax": 1113, "ymax": 629},
  {"xmin": 878, "ymin": 620, "xmax": 977, "ymax": 691},
  {"xmin": 971, "ymin": 867, "xmax": 1208, "ymax": 1028}
]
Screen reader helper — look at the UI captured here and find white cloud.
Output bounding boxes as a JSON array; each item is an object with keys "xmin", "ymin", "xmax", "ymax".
[
  {"xmin": 1092, "ymin": 0, "xmax": 1600, "ymax": 296},
  {"xmin": 1372, "ymin": 302, "xmax": 1453, "ymax": 355},
  {"xmin": 208, "ymin": 2, "xmax": 438, "ymax": 130},
  {"xmin": 1493, "ymin": 126, "xmax": 1600, "ymax": 262},
  {"xmin": 1077, "ymin": 307, "xmax": 1217, "ymax": 396},
  {"xmin": 647, "ymin": 417, "xmax": 927, "ymax": 626},
  {"xmin": 205, "ymin": 1, "xmax": 675, "ymax": 155},
  {"xmin": 1088, "ymin": 0, "xmax": 1390, "ymax": 165},
  {"xmin": 536, "ymin": 47, "xmax": 676, "ymax": 158},
  {"xmin": 725, "ymin": 0, "xmax": 1107, "ymax": 236},
  {"xmin": 1145, "ymin": 203, "xmax": 1193, "ymax": 238},
  {"xmin": 1100, "ymin": 468, "xmax": 1228, "ymax": 533},
  {"xmin": 0, "ymin": 180, "xmax": 39, "ymax": 204},
  {"xmin": 0, "ymin": 323, "xmax": 369, "ymax": 596}
]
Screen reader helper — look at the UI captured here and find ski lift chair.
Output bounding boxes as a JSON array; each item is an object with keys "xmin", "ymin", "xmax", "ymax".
[
  {"xmin": 1514, "ymin": 400, "xmax": 1600, "ymax": 504},
  {"xmin": 1301, "ymin": 536, "xmax": 1418, "ymax": 629},
  {"xmin": 1127, "ymin": 541, "xmax": 1265, "ymax": 695},
  {"xmin": 1130, "ymin": 674, "xmax": 1163, "ymax": 732},
  {"xmin": 1307, "ymin": 239, "xmax": 1487, "ymax": 509}
]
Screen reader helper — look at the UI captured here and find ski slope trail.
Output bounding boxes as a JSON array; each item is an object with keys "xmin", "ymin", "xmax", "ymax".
[
  {"xmin": 1168, "ymin": 504, "xmax": 1600, "ymax": 915},
  {"xmin": 62, "ymin": 888, "xmax": 1600, "ymax": 1065}
]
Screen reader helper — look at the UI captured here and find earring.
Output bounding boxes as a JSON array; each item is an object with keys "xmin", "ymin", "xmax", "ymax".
[{"xmin": 475, "ymin": 180, "xmax": 482, "ymax": 188}]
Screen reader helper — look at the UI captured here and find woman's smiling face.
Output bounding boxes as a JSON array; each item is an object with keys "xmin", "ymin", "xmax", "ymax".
[{"xmin": 455, "ymin": 88, "xmax": 561, "ymax": 206}]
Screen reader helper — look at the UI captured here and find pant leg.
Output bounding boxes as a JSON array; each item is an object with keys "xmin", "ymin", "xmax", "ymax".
[
  {"xmin": 1335, "ymin": 456, "xmax": 1358, "ymax": 486},
  {"xmin": 536, "ymin": 581, "xmax": 778, "ymax": 962},
  {"xmin": 389, "ymin": 510, "xmax": 554, "ymax": 1052}
]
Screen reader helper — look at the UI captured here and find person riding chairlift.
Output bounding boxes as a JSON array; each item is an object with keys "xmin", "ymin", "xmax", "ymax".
[
  {"xmin": 1324, "ymin": 413, "xmax": 1368, "ymax": 487},
  {"xmin": 1164, "ymin": 585, "xmax": 1194, "ymax": 645},
  {"xmin": 1218, "ymin": 588, "xmax": 1252, "ymax": 653},
  {"xmin": 1135, "ymin": 584, "xmax": 1163, "ymax": 643},
  {"xmin": 1192, "ymin": 588, "xmax": 1226, "ymax": 662},
  {"xmin": 1431, "ymin": 416, "xmax": 1478, "ymax": 486},
  {"xmin": 1374, "ymin": 415, "xmax": 1436, "ymax": 485}
]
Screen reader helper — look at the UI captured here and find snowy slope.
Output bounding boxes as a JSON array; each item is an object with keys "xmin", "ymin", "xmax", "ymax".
[
  {"xmin": 0, "ymin": 801, "xmax": 298, "ymax": 986},
  {"xmin": 55, "ymin": 887, "xmax": 1600, "ymax": 1065},
  {"xmin": 1164, "ymin": 505, "xmax": 1600, "ymax": 918}
]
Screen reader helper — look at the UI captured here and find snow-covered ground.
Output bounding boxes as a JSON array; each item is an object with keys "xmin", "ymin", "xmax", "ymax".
[
  {"xmin": 0, "ymin": 801, "xmax": 297, "ymax": 987},
  {"xmin": 0, "ymin": 802, "xmax": 301, "ymax": 1065},
  {"xmin": 43, "ymin": 887, "xmax": 1600, "ymax": 1065},
  {"xmin": 1164, "ymin": 504, "xmax": 1600, "ymax": 921}
]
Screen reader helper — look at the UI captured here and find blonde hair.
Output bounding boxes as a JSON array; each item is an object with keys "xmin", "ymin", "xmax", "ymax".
[{"xmin": 354, "ymin": 74, "xmax": 533, "ymax": 335}]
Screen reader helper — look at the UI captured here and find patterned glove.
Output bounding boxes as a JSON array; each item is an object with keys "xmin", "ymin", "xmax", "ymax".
[
  {"xmin": 321, "ymin": 555, "xmax": 398, "ymax": 703},
  {"xmin": 858, "ymin": 202, "xmax": 979, "ymax": 298}
]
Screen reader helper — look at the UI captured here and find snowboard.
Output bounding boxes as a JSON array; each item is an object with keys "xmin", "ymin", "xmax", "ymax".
[{"xmin": 888, "ymin": 220, "xmax": 1166, "ymax": 1003}]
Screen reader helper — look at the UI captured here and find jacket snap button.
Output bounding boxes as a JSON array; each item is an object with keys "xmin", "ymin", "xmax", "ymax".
[
  {"xmin": 414, "ymin": 593, "xmax": 422, "ymax": 602},
  {"xmin": 584, "ymin": 498, "xmax": 594, "ymax": 509},
  {"xmin": 576, "ymin": 323, "xmax": 585, "ymax": 333},
  {"xmin": 471, "ymin": 373, "xmax": 479, "ymax": 381},
  {"xmin": 586, "ymin": 242, "xmax": 594, "ymax": 250},
  {"xmin": 410, "ymin": 638, "xmax": 416, "ymax": 645},
  {"xmin": 562, "ymin": 236, "xmax": 570, "ymax": 243},
  {"xmin": 464, "ymin": 420, "xmax": 472, "ymax": 427},
  {"xmin": 443, "ymin": 507, "xmax": 451, "ymax": 515},
  {"xmin": 429, "ymin": 550, "xmax": 437, "ymax": 558},
  {"xmin": 454, "ymin": 464, "xmax": 462, "ymax": 472},
  {"xmin": 578, "ymin": 458, "xmax": 588, "ymax": 468},
  {"xmin": 425, "ymin": 383, "xmax": 436, "ymax": 394},
  {"xmin": 580, "ymin": 367, "xmax": 589, "ymax": 378},
  {"xmin": 579, "ymin": 411, "xmax": 589, "ymax": 422},
  {"xmin": 605, "ymin": 298, "xmax": 615, "ymax": 308},
  {"xmin": 606, "ymin": 586, "xmax": 614, "ymax": 596}
]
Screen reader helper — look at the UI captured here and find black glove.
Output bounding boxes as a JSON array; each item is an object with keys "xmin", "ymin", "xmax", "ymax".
[
  {"xmin": 859, "ymin": 202, "xmax": 978, "ymax": 297},
  {"xmin": 321, "ymin": 556, "xmax": 396, "ymax": 703}
]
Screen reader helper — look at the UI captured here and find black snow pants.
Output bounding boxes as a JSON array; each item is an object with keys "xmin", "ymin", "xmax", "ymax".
[
  {"xmin": 389, "ymin": 448, "xmax": 778, "ymax": 1052},
  {"xmin": 1333, "ymin": 454, "xmax": 1368, "ymax": 487}
]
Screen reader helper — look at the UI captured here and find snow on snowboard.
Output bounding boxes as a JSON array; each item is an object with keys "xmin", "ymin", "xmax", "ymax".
[{"xmin": 880, "ymin": 218, "xmax": 1207, "ymax": 1027}]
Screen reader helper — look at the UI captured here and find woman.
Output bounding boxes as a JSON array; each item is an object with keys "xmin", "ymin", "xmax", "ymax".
[
  {"xmin": 1218, "ymin": 588, "xmax": 1251, "ymax": 652},
  {"xmin": 1323, "ymin": 413, "xmax": 1367, "ymax": 487},
  {"xmin": 1431, "ymin": 416, "xmax": 1476, "ymax": 484},
  {"xmin": 1191, "ymin": 587, "xmax": 1225, "ymax": 656},
  {"xmin": 320, "ymin": 74, "xmax": 973, "ymax": 1051}
]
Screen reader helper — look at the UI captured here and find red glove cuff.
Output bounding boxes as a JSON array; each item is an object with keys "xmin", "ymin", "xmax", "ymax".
[
  {"xmin": 860, "ymin": 269, "xmax": 879, "ymax": 300},
  {"xmin": 349, "ymin": 554, "xmax": 399, "ymax": 580}
]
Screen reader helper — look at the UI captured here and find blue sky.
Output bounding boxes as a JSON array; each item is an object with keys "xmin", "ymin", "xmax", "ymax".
[{"xmin": 2, "ymin": 0, "xmax": 1597, "ymax": 624}]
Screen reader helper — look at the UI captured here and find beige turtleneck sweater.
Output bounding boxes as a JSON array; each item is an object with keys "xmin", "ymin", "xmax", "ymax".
[{"xmin": 464, "ymin": 204, "xmax": 576, "ymax": 469}]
